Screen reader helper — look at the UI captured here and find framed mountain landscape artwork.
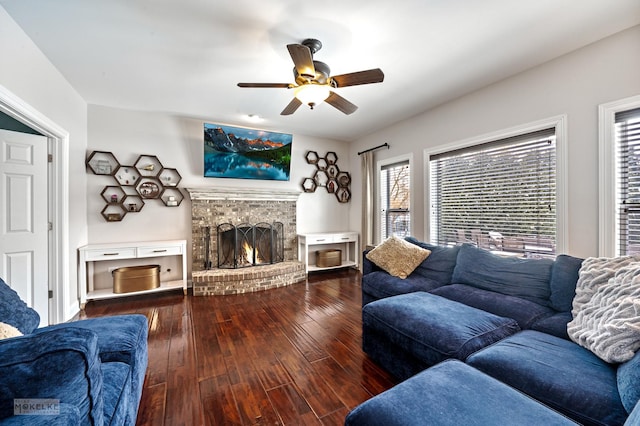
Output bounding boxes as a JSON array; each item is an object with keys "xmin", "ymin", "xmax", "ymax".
[{"xmin": 203, "ymin": 123, "xmax": 293, "ymax": 181}]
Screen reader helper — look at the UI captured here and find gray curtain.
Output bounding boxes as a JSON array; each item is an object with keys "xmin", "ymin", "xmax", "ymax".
[{"xmin": 361, "ymin": 151, "xmax": 375, "ymax": 248}]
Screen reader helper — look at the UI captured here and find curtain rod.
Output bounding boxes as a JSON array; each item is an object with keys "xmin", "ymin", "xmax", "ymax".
[{"xmin": 358, "ymin": 142, "xmax": 389, "ymax": 156}]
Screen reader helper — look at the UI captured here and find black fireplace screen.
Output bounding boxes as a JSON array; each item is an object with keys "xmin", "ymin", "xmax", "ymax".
[{"xmin": 215, "ymin": 222, "xmax": 284, "ymax": 269}]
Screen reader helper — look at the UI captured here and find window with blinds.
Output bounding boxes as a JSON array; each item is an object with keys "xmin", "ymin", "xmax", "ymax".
[
  {"xmin": 429, "ymin": 128, "xmax": 556, "ymax": 258},
  {"xmin": 616, "ymin": 107, "xmax": 640, "ymax": 256},
  {"xmin": 380, "ymin": 160, "xmax": 410, "ymax": 240}
]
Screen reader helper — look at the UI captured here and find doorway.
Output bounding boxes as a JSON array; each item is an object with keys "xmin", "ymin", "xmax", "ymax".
[
  {"xmin": 0, "ymin": 128, "xmax": 49, "ymax": 324},
  {"xmin": 0, "ymin": 84, "xmax": 70, "ymax": 325}
]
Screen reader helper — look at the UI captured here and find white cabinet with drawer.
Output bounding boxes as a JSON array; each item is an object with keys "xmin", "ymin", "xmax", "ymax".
[
  {"xmin": 78, "ymin": 240, "xmax": 187, "ymax": 307},
  {"xmin": 83, "ymin": 248, "xmax": 137, "ymax": 262},
  {"xmin": 137, "ymin": 245, "xmax": 183, "ymax": 258},
  {"xmin": 297, "ymin": 232, "xmax": 359, "ymax": 273}
]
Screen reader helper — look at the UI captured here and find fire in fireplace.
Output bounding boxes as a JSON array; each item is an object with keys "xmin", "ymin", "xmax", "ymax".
[{"xmin": 215, "ymin": 222, "xmax": 284, "ymax": 269}]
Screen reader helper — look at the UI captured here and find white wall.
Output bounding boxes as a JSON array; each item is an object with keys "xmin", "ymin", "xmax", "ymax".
[
  {"xmin": 0, "ymin": 6, "xmax": 88, "ymax": 321},
  {"xmin": 87, "ymin": 105, "xmax": 353, "ymax": 270},
  {"xmin": 348, "ymin": 25, "xmax": 640, "ymax": 259}
]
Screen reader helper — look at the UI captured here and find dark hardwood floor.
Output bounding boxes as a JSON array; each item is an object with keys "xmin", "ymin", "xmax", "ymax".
[{"xmin": 79, "ymin": 269, "xmax": 398, "ymax": 425}]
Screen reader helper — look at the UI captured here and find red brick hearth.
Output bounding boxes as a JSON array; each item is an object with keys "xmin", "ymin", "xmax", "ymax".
[{"xmin": 191, "ymin": 261, "xmax": 306, "ymax": 295}]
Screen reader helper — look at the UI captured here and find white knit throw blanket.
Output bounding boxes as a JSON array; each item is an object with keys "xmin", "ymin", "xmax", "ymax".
[{"xmin": 567, "ymin": 255, "xmax": 640, "ymax": 363}]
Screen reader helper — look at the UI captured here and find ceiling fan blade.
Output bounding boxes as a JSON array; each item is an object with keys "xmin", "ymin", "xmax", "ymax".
[
  {"xmin": 281, "ymin": 98, "xmax": 303, "ymax": 115},
  {"xmin": 237, "ymin": 82, "xmax": 292, "ymax": 88},
  {"xmin": 331, "ymin": 68, "xmax": 384, "ymax": 87},
  {"xmin": 325, "ymin": 91, "xmax": 358, "ymax": 115},
  {"xmin": 287, "ymin": 44, "xmax": 315, "ymax": 79}
]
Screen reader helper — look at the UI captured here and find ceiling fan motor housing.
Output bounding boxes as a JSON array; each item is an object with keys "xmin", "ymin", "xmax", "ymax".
[{"xmin": 294, "ymin": 60, "xmax": 331, "ymax": 85}]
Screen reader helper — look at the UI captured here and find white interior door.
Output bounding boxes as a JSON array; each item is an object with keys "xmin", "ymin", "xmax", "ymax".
[{"xmin": 0, "ymin": 129, "xmax": 49, "ymax": 325}]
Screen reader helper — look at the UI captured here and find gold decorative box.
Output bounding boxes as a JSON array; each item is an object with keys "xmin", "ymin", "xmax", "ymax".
[
  {"xmin": 316, "ymin": 249, "xmax": 342, "ymax": 268},
  {"xmin": 113, "ymin": 265, "xmax": 160, "ymax": 293}
]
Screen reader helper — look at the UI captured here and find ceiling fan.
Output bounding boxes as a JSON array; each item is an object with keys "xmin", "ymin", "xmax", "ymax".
[{"xmin": 237, "ymin": 38, "xmax": 384, "ymax": 116}]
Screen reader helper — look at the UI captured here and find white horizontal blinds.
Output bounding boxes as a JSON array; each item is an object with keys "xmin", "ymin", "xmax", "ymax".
[
  {"xmin": 430, "ymin": 128, "xmax": 556, "ymax": 256},
  {"xmin": 616, "ymin": 107, "xmax": 640, "ymax": 256},
  {"xmin": 380, "ymin": 161, "xmax": 410, "ymax": 240}
]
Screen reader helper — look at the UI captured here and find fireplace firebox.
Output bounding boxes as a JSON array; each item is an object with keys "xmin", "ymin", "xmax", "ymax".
[{"xmin": 215, "ymin": 222, "xmax": 284, "ymax": 269}]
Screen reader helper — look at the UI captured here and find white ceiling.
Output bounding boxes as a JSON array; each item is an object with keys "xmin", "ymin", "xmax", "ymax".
[{"xmin": 2, "ymin": 0, "xmax": 640, "ymax": 142}]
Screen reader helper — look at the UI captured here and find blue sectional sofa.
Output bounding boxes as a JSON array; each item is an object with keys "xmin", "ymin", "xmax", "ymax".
[
  {"xmin": 350, "ymin": 238, "xmax": 640, "ymax": 426},
  {"xmin": 0, "ymin": 278, "xmax": 148, "ymax": 425}
]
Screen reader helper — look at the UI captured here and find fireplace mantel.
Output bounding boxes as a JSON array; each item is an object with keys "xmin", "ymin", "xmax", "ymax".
[{"xmin": 186, "ymin": 187, "xmax": 301, "ymax": 202}]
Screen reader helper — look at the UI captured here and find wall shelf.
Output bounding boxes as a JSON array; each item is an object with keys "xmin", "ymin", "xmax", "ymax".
[
  {"xmin": 313, "ymin": 169, "xmax": 329, "ymax": 187},
  {"xmin": 325, "ymin": 151, "xmax": 338, "ymax": 165},
  {"xmin": 114, "ymin": 165, "xmax": 141, "ymax": 186},
  {"xmin": 302, "ymin": 177, "xmax": 317, "ymax": 193},
  {"xmin": 86, "ymin": 150, "xmax": 185, "ymax": 221},
  {"xmin": 136, "ymin": 177, "xmax": 162, "ymax": 199},
  {"xmin": 122, "ymin": 194, "xmax": 145, "ymax": 212},
  {"xmin": 134, "ymin": 155, "xmax": 162, "ymax": 177},
  {"xmin": 301, "ymin": 150, "xmax": 350, "ymax": 201},
  {"xmin": 160, "ymin": 187, "xmax": 184, "ymax": 207},
  {"xmin": 86, "ymin": 151, "xmax": 119, "ymax": 176},
  {"xmin": 335, "ymin": 187, "xmax": 351, "ymax": 203},
  {"xmin": 101, "ymin": 185, "xmax": 126, "ymax": 204},
  {"xmin": 158, "ymin": 167, "xmax": 182, "ymax": 187},
  {"xmin": 101, "ymin": 203, "xmax": 128, "ymax": 222}
]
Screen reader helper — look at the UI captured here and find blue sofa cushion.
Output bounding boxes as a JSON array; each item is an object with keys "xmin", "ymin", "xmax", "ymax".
[
  {"xmin": 467, "ymin": 330, "xmax": 627, "ymax": 426},
  {"xmin": 0, "ymin": 327, "xmax": 104, "ymax": 425},
  {"xmin": 102, "ymin": 362, "xmax": 132, "ymax": 426},
  {"xmin": 618, "ymin": 350, "xmax": 640, "ymax": 414},
  {"xmin": 0, "ymin": 278, "xmax": 40, "ymax": 334},
  {"xmin": 452, "ymin": 244, "xmax": 553, "ymax": 306},
  {"xmin": 345, "ymin": 359, "xmax": 578, "ymax": 426},
  {"xmin": 530, "ymin": 311, "xmax": 572, "ymax": 340},
  {"xmin": 430, "ymin": 283, "xmax": 556, "ymax": 329},
  {"xmin": 363, "ymin": 292, "xmax": 519, "ymax": 367},
  {"xmin": 362, "ymin": 271, "xmax": 443, "ymax": 302},
  {"xmin": 549, "ymin": 254, "xmax": 583, "ymax": 312},
  {"xmin": 404, "ymin": 238, "xmax": 460, "ymax": 284}
]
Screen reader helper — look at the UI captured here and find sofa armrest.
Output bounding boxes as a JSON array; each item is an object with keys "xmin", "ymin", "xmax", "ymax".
[
  {"xmin": 38, "ymin": 315, "xmax": 148, "ymax": 364},
  {"xmin": 36, "ymin": 314, "xmax": 149, "ymax": 423},
  {"xmin": 0, "ymin": 328, "xmax": 104, "ymax": 425}
]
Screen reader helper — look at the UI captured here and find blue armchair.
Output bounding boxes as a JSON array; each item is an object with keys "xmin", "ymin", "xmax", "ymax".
[{"xmin": 0, "ymin": 278, "xmax": 148, "ymax": 425}]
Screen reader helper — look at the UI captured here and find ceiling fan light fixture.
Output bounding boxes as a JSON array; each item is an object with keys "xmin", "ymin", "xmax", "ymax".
[{"xmin": 294, "ymin": 84, "xmax": 331, "ymax": 109}]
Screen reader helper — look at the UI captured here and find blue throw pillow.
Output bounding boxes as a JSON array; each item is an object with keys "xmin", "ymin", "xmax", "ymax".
[
  {"xmin": 451, "ymin": 244, "xmax": 553, "ymax": 306},
  {"xmin": 549, "ymin": 254, "xmax": 583, "ymax": 312},
  {"xmin": 404, "ymin": 237, "xmax": 460, "ymax": 284},
  {"xmin": 0, "ymin": 277, "xmax": 40, "ymax": 334}
]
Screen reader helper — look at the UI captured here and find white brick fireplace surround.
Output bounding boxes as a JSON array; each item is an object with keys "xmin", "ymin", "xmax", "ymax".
[{"xmin": 186, "ymin": 187, "xmax": 306, "ymax": 295}]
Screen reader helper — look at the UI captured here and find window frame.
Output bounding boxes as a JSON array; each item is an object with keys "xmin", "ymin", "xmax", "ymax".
[
  {"xmin": 598, "ymin": 95, "xmax": 640, "ymax": 257},
  {"xmin": 377, "ymin": 154, "xmax": 413, "ymax": 243},
  {"xmin": 424, "ymin": 115, "xmax": 568, "ymax": 253}
]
